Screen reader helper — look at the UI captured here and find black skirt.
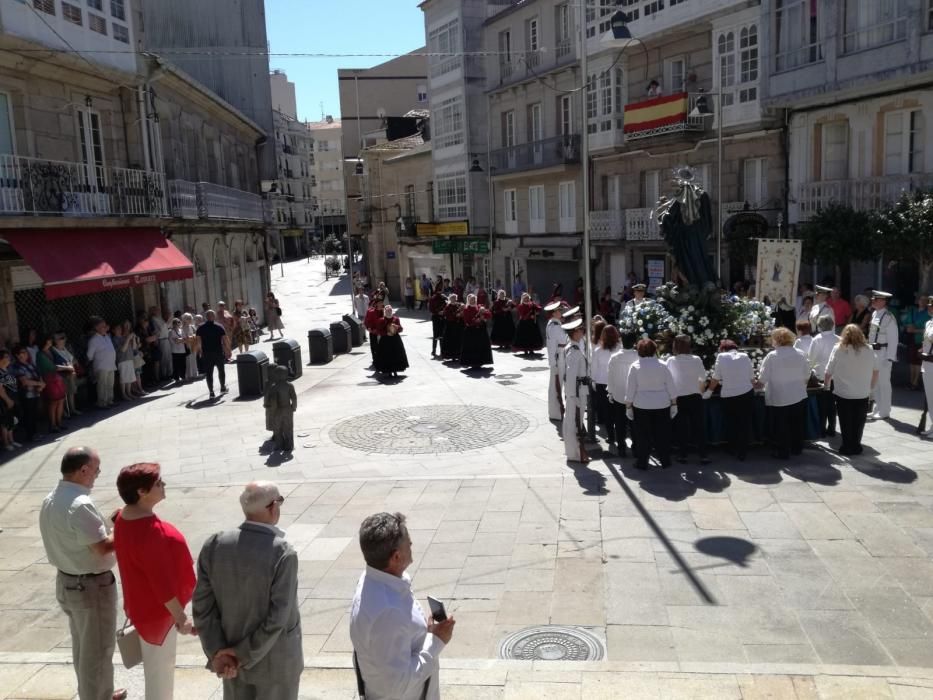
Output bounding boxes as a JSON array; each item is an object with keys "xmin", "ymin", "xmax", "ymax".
[
  {"xmin": 376, "ymin": 333, "xmax": 409, "ymax": 373},
  {"xmin": 441, "ymin": 322, "xmax": 464, "ymax": 359},
  {"xmin": 431, "ymin": 314, "xmax": 446, "ymax": 340},
  {"xmin": 512, "ymin": 318, "xmax": 543, "ymax": 351},
  {"xmin": 461, "ymin": 325, "xmax": 494, "ymax": 367},
  {"xmin": 490, "ymin": 312, "xmax": 516, "ymax": 346}
]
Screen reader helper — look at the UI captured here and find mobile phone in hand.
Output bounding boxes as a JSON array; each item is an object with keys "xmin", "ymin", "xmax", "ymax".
[{"xmin": 427, "ymin": 596, "xmax": 447, "ymax": 622}]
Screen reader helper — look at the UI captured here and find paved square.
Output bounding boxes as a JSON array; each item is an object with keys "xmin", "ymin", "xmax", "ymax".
[{"xmin": 1, "ymin": 260, "xmax": 932, "ymax": 698}]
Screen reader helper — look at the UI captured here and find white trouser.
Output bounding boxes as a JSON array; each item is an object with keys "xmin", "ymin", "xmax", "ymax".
[
  {"xmin": 549, "ymin": 369, "xmax": 564, "ymax": 421},
  {"xmin": 159, "ymin": 338, "xmax": 172, "ymax": 378},
  {"xmin": 873, "ymin": 355, "xmax": 893, "ymax": 417},
  {"xmin": 140, "ymin": 625, "xmax": 177, "ymax": 700},
  {"xmin": 94, "ymin": 369, "xmax": 114, "ymax": 407},
  {"xmin": 563, "ymin": 397, "xmax": 582, "ymax": 460}
]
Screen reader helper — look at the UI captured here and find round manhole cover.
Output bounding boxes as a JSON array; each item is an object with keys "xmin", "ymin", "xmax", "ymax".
[
  {"xmin": 329, "ymin": 405, "xmax": 529, "ymax": 455},
  {"xmin": 499, "ymin": 626, "xmax": 604, "ymax": 661}
]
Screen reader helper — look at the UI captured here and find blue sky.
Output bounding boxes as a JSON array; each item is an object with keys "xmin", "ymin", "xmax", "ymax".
[{"xmin": 266, "ymin": 1, "xmax": 427, "ymax": 122}]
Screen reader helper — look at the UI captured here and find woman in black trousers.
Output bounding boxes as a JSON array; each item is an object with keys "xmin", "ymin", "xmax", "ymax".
[
  {"xmin": 824, "ymin": 324, "xmax": 878, "ymax": 455},
  {"xmin": 623, "ymin": 339, "xmax": 677, "ymax": 470},
  {"xmin": 757, "ymin": 327, "xmax": 810, "ymax": 459},
  {"xmin": 707, "ymin": 340, "xmax": 755, "ymax": 460}
]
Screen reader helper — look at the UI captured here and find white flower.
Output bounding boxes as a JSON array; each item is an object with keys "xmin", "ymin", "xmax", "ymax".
[{"xmin": 687, "ymin": 325, "xmax": 695, "ymax": 334}]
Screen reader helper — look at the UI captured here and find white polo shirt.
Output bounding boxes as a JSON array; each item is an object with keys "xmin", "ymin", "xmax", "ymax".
[
  {"xmin": 826, "ymin": 344, "xmax": 876, "ymax": 399},
  {"xmin": 39, "ymin": 480, "xmax": 115, "ymax": 575},
  {"xmin": 711, "ymin": 350, "xmax": 754, "ymax": 398},
  {"xmin": 665, "ymin": 354, "xmax": 706, "ymax": 398},
  {"xmin": 758, "ymin": 345, "xmax": 810, "ymax": 407},
  {"xmin": 624, "ymin": 357, "xmax": 677, "ymax": 410},
  {"xmin": 808, "ymin": 330, "xmax": 840, "ymax": 378}
]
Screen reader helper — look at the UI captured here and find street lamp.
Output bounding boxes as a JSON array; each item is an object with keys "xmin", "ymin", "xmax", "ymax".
[
  {"xmin": 469, "ymin": 154, "xmax": 496, "ymax": 290},
  {"xmin": 688, "ymin": 88, "xmax": 724, "ymax": 281}
]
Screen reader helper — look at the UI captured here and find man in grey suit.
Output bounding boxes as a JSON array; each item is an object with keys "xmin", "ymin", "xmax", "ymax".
[{"xmin": 193, "ymin": 481, "xmax": 303, "ymax": 699}]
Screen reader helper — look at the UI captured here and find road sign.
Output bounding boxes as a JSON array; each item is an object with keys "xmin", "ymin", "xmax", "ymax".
[{"xmin": 432, "ymin": 239, "xmax": 489, "ymax": 254}]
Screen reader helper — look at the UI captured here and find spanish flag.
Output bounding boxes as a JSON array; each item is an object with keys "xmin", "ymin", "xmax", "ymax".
[{"xmin": 623, "ymin": 92, "xmax": 689, "ymax": 135}]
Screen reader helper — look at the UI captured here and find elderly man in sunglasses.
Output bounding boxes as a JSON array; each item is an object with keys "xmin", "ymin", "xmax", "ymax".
[{"xmin": 193, "ymin": 481, "xmax": 303, "ymax": 699}]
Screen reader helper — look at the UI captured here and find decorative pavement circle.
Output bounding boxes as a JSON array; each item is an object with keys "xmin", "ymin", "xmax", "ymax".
[
  {"xmin": 498, "ymin": 626, "xmax": 605, "ymax": 661},
  {"xmin": 329, "ymin": 404, "xmax": 530, "ymax": 454}
]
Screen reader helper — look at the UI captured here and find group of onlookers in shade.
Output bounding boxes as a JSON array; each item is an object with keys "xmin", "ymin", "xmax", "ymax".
[
  {"xmin": 0, "ymin": 294, "xmax": 286, "ymax": 447},
  {"xmin": 40, "ymin": 446, "xmax": 454, "ymax": 700}
]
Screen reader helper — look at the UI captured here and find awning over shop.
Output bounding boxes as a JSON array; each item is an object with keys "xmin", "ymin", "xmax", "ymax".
[{"xmin": 4, "ymin": 228, "xmax": 193, "ymax": 300}]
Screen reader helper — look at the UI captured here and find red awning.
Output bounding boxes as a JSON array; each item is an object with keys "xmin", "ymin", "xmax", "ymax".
[{"xmin": 4, "ymin": 228, "xmax": 193, "ymax": 300}]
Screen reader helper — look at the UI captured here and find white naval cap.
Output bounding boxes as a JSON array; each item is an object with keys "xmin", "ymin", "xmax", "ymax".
[
  {"xmin": 871, "ymin": 290, "xmax": 893, "ymax": 300},
  {"xmin": 561, "ymin": 318, "xmax": 583, "ymax": 332},
  {"xmin": 543, "ymin": 301, "xmax": 561, "ymax": 312},
  {"xmin": 814, "ymin": 285, "xmax": 832, "ymax": 294},
  {"xmin": 562, "ymin": 305, "xmax": 581, "ymax": 318}
]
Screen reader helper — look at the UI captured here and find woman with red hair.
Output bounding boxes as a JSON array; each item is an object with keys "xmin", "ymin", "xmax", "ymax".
[{"xmin": 113, "ymin": 463, "xmax": 195, "ymax": 700}]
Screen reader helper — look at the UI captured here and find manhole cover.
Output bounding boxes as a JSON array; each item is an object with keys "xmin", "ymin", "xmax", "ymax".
[
  {"xmin": 498, "ymin": 626, "xmax": 604, "ymax": 661},
  {"xmin": 329, "ymin": 405, "xmax": 529, "ymax": 455}
]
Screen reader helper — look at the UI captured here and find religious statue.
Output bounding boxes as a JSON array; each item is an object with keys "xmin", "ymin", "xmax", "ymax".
[
  {"xmin": 655, "ymin": 167, "xmax": 718, "ymax": 287},
  {"xmin": 263, "ymin": 364, "xmax": 297, "ymax": 452}
]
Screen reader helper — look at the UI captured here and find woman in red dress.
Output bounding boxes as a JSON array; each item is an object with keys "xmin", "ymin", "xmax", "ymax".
[
  {"xmin": 512, "ymin": 292, "xmax": 544, "ymax": 354},
  {"xmin": 364, "ymin": 298, "xmax": 385, "ymax": 367},
  {"xmin": 375, "ymin": 305, "xmax": 409, "ymax": 377},
  {"xmin": 460, "ymin": 294, "xmax": 494, "ymax": 367},
  {"xmin": 490, "ymin": 290, "xmax": 516, "ymax": 347},
  {"xmin": 113, "ymin": 463, "xmax": 196, "ymax": 700},
  {"xmin": 441, "ymin": 293, "xmax": 465, "ymax": 359}
]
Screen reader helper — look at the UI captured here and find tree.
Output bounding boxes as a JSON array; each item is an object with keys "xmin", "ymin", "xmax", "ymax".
[
  {"xmin": 799, "ymin": 204, "xmax": 879, "ymax": 285},
  {"xmin": 876, "ymin": 190, "xmax": 933, "ymax": 291}
]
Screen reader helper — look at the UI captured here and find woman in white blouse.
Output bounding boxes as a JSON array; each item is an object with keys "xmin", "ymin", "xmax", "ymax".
[
  {"xmin": 825, "ymin": 324, "xmax": 879, "ymax": 454},
  {"xmin": 592, "ymin": 325, "xmax": 620, "ymax": 448},
  {"xmin": 757, "ymin": 327, "xmax": 810, "ymax": 459},
  {"xmin": 624, "ymin": 338, "xmax": 677, "ymax": 470},
  {"xmin": 707, "ymin": 339, "xmax": 754, "ymax": 461},
  {"xmin": 665, "ymin": 335, "xmax": 710, "ymax": 464},
  {"xmin": 923, "ymin": 300, "xmax": 933, "ymax": 438}
]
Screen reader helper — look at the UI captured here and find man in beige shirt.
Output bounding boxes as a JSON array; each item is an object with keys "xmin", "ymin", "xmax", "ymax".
[{"xmin": 39, "ymin": 446, "xmax": 126, "ymax": 700}]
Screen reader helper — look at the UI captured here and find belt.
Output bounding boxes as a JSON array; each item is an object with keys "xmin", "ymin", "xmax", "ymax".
[
  {"xmin": 872, "ymin": 343, "xmax": 888, "ymax": 349},
  {"xmin": 58, "ymin": 570, "xmax": 110, "ymax": 578}
]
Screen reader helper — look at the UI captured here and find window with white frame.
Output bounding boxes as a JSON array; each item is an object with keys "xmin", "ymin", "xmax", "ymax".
[
  {"xmin": 417, "ymin": 85, "xmax": 427, "ymax": 103},
  {"xmin": 526, "ymin": 17, "xmax": 539, "ymax": 52},
  {"xmin": 586, "ymin": 75, "xmax": 598, "ymax": 134},
  {"xmin": 529, "ymin": 185, "xmax": 545, "ymax": 233},
  {"xmin": 428, "ymin": 19, "xmax": 461, "ymax": 78},
  {"xmin": 501, "ymin": 110, "xmax": 515, "ymax": 148},
  {"xmin": 743, "ymin": 158, "xmax": 768, "ymax": 205},
  {"xmin": 433, "ymin": 95, "xmax": 464, "ymax": 150},
  {"xmin": 76, "ymin": 108, "xmax": 105, "ymax": 191},
  {"xmin": 718, "ymin": 33, "xmax": 736, "ymax": 107},
  {"xmin": 437, "ymin": 174, "xmax": 467, "ymax": 219},
  {"xmin": 555, "ymin": 3, "xmax": 572, "ymax": 58},
  {"xmin": 718, "ymin": 24, "xmax": 759, "ymax": 107},
  {"xmin": 739, "ymin": 26, "xmax": 759, "ymax": 103},
  {"xmin": 664, "ymin": 57, "xmax": 686, "ymax": 94},
  {"xmin": 33, "ymin": 0, "xmax": 54, "ymax": 15},
  {"xmin": 88, "ymin": 0, "xmax": 103, "ymax": 10},
  {"xmin": 820, "ymin": 121, "xmax": 849, "ymax": 181},
  {"xmin": 558, "ymin": 181, "xmax": 576, "ymax": 232},
  {"xmin": 0, "ymin": 93, "xmax": 14, "ymax": 155},
  {"xmin": 113, "ymin": 23, "xmax": 129, "ymax": 43},
  {"xmin": 599, "ymin": 71, "xmax": 613, "ymax": 131},
  {"xmin": 843, "ymin": 0, "xmax": 907, "ymax": 54},
  {"xmin": 884, "ymin": 110, "xmax": 925, "ymax": 175},
  {"xmin": 110, "ymin": 0, "xmax": 125, "ymax": 20},
  {"xmin": 504, "ymin": 189, "xmax": 518, "ymax": 234},
  {"xmin": 774, "ymin": 0, "xmax": 822, "ymax": 71},
  {"xmin": 62, "ymin": 2, "xmax": 82, "ymax": 25},
  {"xmin": 499, "ymin": 30, "xmax": 513, "ymax": 81},
  {"xmin": 559, "ymin": 94, "xmax": 573, "ymax": 136},
  {"xmin": 643, "ymin": 169, "xmax": 661, "ymax": 208},
  {"xmin": 89, "ymin": 13, "xmax": 106, "ymax": 34}
]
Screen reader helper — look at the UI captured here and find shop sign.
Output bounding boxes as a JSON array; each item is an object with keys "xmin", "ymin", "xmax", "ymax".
[
  {"xmin": 417, "ymin": 221, "xmax": 470, "ymax": 236},
  {"xmin": 431, "ymin": 239, "xmax": 489, "ymax": 254}
]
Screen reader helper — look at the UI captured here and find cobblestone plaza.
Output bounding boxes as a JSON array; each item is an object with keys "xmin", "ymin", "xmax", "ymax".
[{"xmin": 1, "ymin": 260, "xmax": 933, "ymax": 698}]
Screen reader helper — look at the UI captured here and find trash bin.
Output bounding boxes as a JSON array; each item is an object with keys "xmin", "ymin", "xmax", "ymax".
[
  {"xmin": 342, "ymin": 314, "xmax": 365, "ymax": 346},
  {"xmin": 236, "ymin": 350, "xmax": 269, "ymax": 397},
  {"xmin": 272, "ymin": 338, "xmax": 303, "ymax": 380},
  {"xmin": 308, "ymin": 328, "xmax": 333, "ymax": 365},
  {"xmin": 329, "ymin": 320, "xmax": 351, "ymax": 354}
]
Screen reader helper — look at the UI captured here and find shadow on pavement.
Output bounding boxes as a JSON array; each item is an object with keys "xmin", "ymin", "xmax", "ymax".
[
  {"xmin": 849, "ymin": 457, "xmax": 917, "ymax": 483},
  {"xmin": 185, "ymin": 396, "xmax": 222, "ymax": 409},
  {"xmin": 568, "ymin": 461, "xmax": 608, "ymax": 496},
  {"xmin": 460, "ymin": 367, "xmax": 494, "ymax": 378},
  {"xmin": 695, "ymin": 536, "xmax": 758, "ymax": 568}
]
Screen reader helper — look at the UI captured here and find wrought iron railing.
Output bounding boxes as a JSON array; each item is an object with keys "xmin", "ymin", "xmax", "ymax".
[
  {"xmin": 168, "ymin": 179, "xmax": 198, "ymax": 219},
  {"xmin": 489, "ymin": 134, "xmax": 581, "ymax": 175},
  {"xmin": 169, "ymin": 179, "xmax": 264, "ymax": 222},
  {"xmin": 624, "ymin": 208, "xmax": 662, "ymax": 241},
  {"xmin": 590, "ymin": 210, "xmax": 624, "ymax": 241},
  {"xmin": 0, "ymin": 154, "xmax": 166, "ymax": 217},
  {"xmin": 797, "ymin": 174, "xmax": 933, "ymax": 219}
]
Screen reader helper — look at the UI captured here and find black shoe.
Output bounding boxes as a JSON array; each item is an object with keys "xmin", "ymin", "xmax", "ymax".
[
  {"xmin": 209, "ymin": 391, "xmax": 216, "ymax": 398},
  {"xmin": 220, "ymin": 385, "xmax": 228, "ymax": 393}
]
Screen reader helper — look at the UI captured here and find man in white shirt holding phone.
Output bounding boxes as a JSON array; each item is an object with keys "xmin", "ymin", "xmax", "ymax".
[{"xmin": 350, "ymin": 512, "xmax": 455, "ymax": 700}]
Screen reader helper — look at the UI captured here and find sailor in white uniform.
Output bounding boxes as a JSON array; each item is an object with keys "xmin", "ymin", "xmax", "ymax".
[
  {"xmin": 868, "ymin": 290, "xmax": 899, "ymax": 419},
  {"xmin": 544, "ymin": 301, "xmax": 568, "ymax": 421},
  {"xmin": 624, "ymin": 283, "xmax": 648, "ymax": 311},
  {"xmin": 810, "ymin": 285, "xmax": 836, "ymax": 329},
  {"xmin": 562, "ymin": 318, "xmax": 590, "ymax": 463}
]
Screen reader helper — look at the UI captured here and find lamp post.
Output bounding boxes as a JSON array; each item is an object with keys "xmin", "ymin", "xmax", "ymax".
[
  {"xmin": 470, "ymin": 155, "xmax": 496, "ymax": 290},
  {"xmin": 688, "ymin": 89, "xmax": 724, "ymax": 282}
]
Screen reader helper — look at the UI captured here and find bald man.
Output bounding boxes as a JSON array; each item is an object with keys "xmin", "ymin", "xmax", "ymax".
[
  {"xmin": 193, "ymin": 482, "xmax": 303, "ymax": 699},
  {"xmin": 39, "ymin": 447, "xmax": 126, "ymax": 700}
]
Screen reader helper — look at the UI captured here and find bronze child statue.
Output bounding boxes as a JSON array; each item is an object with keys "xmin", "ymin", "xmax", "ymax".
[{"xmin": 263, "ymin": 364, "xmax": 297, "ymax": 452}]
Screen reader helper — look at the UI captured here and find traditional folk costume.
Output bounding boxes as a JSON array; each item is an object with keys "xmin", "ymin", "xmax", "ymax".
[
  {"xmin": 868, "ymin": 290, "xmax": 899, "ymax": 419},
  {"xmin": 562, "ymin": 319, "xmax": 590, "ymax": 462},
  {"xmin": 460, "ymin": 304, "xmax": 494, "ymax": 367},
  {"xmin": 512, "ymin": 300, "xmax": 544, "ymax": 353},
  {"xmin": 375, "ymin": 315, "xmax": 408, "ymax": 376},
  {"xmin": 364, "ymin": 304, "xmax": 384, "ymax": 366},
  {"xmin": 544, "ymin": 301, "xmax": 568, "ymax": 421},
  {"xmin": 490, "ymin": 298, "xmax": 516, "ymax": 347},
  {"xmin": 921, "ymin": 312, "xmax": 933, "ymax": 437},
  {"xmin": 428, "ymin": 291, "xmax": 448, "ymax": 357},
  {"xmin": 441, "ymin": 301, "xmax": 464, "ymax": 359}
]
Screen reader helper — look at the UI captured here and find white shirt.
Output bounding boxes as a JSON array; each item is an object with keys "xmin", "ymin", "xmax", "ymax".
[
  {"xmin": 39, "ymin": 480, "xmax": 115, "ymax": 575},
  {"xmin": 624, "ymin": 356, "xmax": 676, "ymax": 409},
  {"xmin": 758, "ymin": 345, "xmax": 809, "ymax": 407},
  {"xmin": 563, "ymin": 342, "xmax": 588, "ymax": 402},
  {"xmin": 826, "ymin": 343, "xmax": 876, "ymax": 399},
  {"xmin": 810, "ymin": 302, "xmax": 835, "ymax": 328},
  {"xmin": 923, "ymin": 319, "xmax": 933, "ymax": 375},
  {"xmin": 591, "ymin": 346, "xmax": 616, "ymax": 385},
  {"xmin": 711, "ymin": 350, "xmax": 754, "ymax": 398},
  {"xmin": 151, "ymin": 316, "xmax": 169, "ymax": 340},
  {"xmin": 350, "ymin": 566, "xmax": 444, "ymax": 700},
  {"xmin": 793, "ymin": 335, "xmax": 812, "ymax": 355},
  {"xmin": 869, "ymin": 307, "xmax": 899, "ymax": 362},
  {"xmin": 665, "ymin": 354, "xmax": 706, "ymax": 398},
  {"xmin": 85, "ymin": 333, "xmax": 117, "ymax": 371},
  {"xmin": 607, "ymin": 348, "xmax": 637, "ymax": 403},
  {"xmin": 546, "ymin": 319, "xmax": 567, "ymax": 372},
  {"xmin": 808, "ymin": 330, "xmax": 840, "ymax": 378}
]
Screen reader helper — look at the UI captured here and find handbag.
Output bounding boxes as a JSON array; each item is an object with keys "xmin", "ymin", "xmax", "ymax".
[{"xmin": 116, "ymin": 618, "xmax": 142, "ymax": 669}]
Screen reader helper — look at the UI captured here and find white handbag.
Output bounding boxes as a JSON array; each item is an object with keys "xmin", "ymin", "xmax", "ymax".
[{"xmin": 116, "ymin": 619, "xmax": 142, "ymax": 669}]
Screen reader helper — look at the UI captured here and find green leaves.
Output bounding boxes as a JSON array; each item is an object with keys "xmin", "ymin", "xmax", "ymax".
[{"xmin": 799, "ymin": 203, "xmax": 878, "ymax": 265}]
